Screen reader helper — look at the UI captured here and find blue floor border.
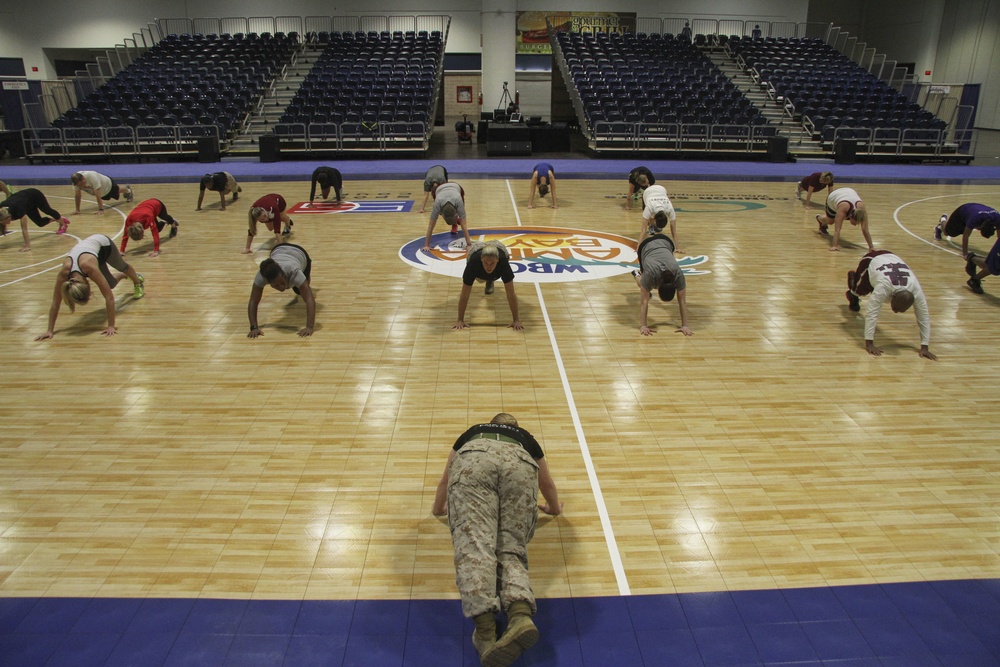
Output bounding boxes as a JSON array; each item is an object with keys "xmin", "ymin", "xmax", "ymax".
[
  {"xmin": 2, "ymin": 579, "xmax": 998, "ymax": 666},
  {"xmin": 3, "ymin": 157, "xmax": 1000, "ymax": 186}
]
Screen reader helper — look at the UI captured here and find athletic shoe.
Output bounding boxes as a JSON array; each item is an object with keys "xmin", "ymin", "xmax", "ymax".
[
  {"xmin": 631, "ymin": 269, "xmax": 641, "ymax": 279},
  {"xmin": 846, "ymin": 290, "xmax": 860, "ymax": 312},
  {"xmin": 816, "ymin": 215, "xmax": 829, "ymax": 236},
  {"xmin": 282, "ymin": 220, "xmax": 293, "ymax": 235},
  {"xmin": 133, "ymin": 275, "xmax": 144, "ymax": 299},
  {"xmin": 968, "ymin": 278, "xmax": 984, "ymax": 294},
  {"xmin": 450, "ymin": 223, "xmax": 458, "ymax": 235},
  {"xmin": 169, "ymin": 224, "xmax": 178, "ymax": 238},
  {"xmin": 934, "ymin": 225, "xmax": 942, "ymax": 240},
  {"xmin": 795, "ymin": 186, "xmax": 802, "ymax": 200},
  {"xmin": 124, "ymin": 186, "xmax": 134, "ymax": 203},
  {"xmin": 966, "ymin": 253, "xmax": 978, "ymax": 278},
  {"xmin": 56, "ymin": 217, "xmax": 70, "ymax": 234},
  {"xmin": 485, "ymin": 280, "xmax": 494, "ymax": 295}
]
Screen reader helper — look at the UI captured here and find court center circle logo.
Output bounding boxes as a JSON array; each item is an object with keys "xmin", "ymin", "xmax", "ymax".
[{"xmin": 399, "ymin": 227, "xmax": 709, "ymax": 283}]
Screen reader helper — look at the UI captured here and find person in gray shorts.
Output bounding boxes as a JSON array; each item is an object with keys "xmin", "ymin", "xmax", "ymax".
[
  {"xmin": 247, "ymin": 243, "xmax": 315, "ymax": 338},
  {"xmin": 632, "ymin": 233, "xmax": 692, "ymax": 336}
]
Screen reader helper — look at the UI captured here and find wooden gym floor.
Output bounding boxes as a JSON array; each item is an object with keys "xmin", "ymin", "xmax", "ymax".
[{"xmin": 1, "ymin": 165, "xmax": 998, "ymax": 665}]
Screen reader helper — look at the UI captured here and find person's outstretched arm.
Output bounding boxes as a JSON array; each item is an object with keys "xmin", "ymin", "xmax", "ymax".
[
  {"xmin": 19, "ymin": 217, "xmax": 31, "ymax": 251},
  {"xmin": 639, "ymin": 285, "xmax": 653, "ymax": 335},
  {"xmin": 675, "ymin": 288, "xmax": 693, "ymax": 336},
  {"xmin": 88, "ymin": 266, "xmax": 119, "ymax": 336},
  {"xmin": 504, "ymin": 281, "xmax": 522, "ymax": 330},
  {"xmin": 247, "ymin": 284, "xmax": 265, "ymax": 337},
  {"xmin": 36, "ymin": 270, "xmax": 67, "ymax": 340},
  {"xmin": 453, "ymin": 283, "xmax": 474, "ymax": 329},
  {"xmin": 536, "ymin": 458, "xmax": 562, "ymax": 515},
  {"xmin": 298, "ymin": 280, "xmax": 316, "ymax": 337}
]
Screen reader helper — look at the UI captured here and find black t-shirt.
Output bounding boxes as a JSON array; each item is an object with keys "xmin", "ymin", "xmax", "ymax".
[
  {"xmin": 462, "ymin": 251, "xmax": 516, "ymax": 286},
  {"xmin": 452, "ymin": 423, "xmax": 544, "ymax": 459},
  {"xmin": 200, "ymin": 172, "xmax": 228, "ymax": 191}
]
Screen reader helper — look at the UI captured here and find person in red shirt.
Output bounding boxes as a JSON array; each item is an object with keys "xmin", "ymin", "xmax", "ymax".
[
  {"xmin": 119, "ymin": 199, "xmax": 178, "ymax": 258},
  {"xmin": 245, "ymin": 193, "xmax": 292, "ymax": 254}
]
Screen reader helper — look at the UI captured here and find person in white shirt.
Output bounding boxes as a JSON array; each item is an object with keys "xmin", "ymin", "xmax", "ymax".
[
  {"xmin": 71, "ymin": 171, "xmax": 133, "ymax": 215},
  {"xmin": 845, "ymin": 250, "xmax": 936, "ymax": 360},
  {"xmin": 815, "ymin": 187, "xmax": 873, "ymax": 252},
  {"xmin": 639, "ymin": 183, "xmax": 680, "ymax": 252}
]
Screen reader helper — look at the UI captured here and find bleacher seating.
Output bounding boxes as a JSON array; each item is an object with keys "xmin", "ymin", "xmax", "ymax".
[
  {"xmin": 53, "ymin": 32, "xmax": 298, "ymax": 148},
  {"xmin": 728, "ymin": 36, "xmax": 946, "ymax": 148},
  {"xmin": 556, "ymin": 30, "xmax": 770, "ymax": 153},
  {"xmin": 276, "ymin": 30, "xmax": 442, "ymax": 146}
]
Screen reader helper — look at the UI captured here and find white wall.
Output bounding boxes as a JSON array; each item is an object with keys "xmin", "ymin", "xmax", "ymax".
[{"xmin": 933, "ymin": 0, "xmax": 1000, "ymax": 129}]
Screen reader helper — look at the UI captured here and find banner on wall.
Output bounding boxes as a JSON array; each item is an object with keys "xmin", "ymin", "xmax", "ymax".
[{"xmin": 516, "ymin": 12, "xmax": 637, "ymax": 54}]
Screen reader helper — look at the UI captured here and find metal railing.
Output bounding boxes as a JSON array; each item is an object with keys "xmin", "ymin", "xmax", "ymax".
[
  {"xmin": 21, "ymin": 125, "xmax": 223, "ymax": 159},
  {"xmin": 270, "ymin": 120, "xmax": 429, "ymax": 152}
]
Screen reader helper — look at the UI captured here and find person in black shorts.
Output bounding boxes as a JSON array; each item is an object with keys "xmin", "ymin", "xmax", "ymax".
[
  {"xmin": 453, "ymin": 240, "xmax": 522, "ymax": 331},
  {"xmin": 0, "ymin": 188, "xmax": 71, "ymax": 252},
  {"xmin": 625, "ymin": 166, "xmax": 655, "ymax": 210},
  {"xmin": 197, "ymin": 172, "xmax": 242, "ymax": 211}
]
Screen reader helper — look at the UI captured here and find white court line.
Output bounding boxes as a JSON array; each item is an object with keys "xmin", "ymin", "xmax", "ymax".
[
  {"xmin": 504, "ymin": 179, "xmax": 631, "ymax": 596},
  {"xmin": 893, "ymin": 191, "xmax": 1000, "ymax": 257}
]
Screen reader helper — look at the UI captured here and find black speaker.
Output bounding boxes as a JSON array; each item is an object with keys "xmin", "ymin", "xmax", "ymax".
[
  {"xmin": 834, "ymin": 138, "xmax": 857, "ymax": 164},
  {"xmin": 259, "ymin": 135, "xmax": 281, "ymax": 163},
  {"xmin": 197, "ymin": 136, "xmax": 220, "ymax": 163},
  {"xmin": 766, "ymin": 136, "xmax": 788, "ymax": 163},
  {"xmin": 487, "ymin": 140, "xmax": 532, "ymax": 156}
]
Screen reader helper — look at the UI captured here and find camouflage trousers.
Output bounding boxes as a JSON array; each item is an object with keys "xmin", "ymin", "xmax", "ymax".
[{"xmin": 447, "ymin": 438, "xmax": 539, "ymax": 618}]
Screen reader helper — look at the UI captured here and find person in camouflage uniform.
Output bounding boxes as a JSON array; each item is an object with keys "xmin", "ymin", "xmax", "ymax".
[{"xmin": 432, "ymin": 413, "xmax": 562, "ymax": 667}]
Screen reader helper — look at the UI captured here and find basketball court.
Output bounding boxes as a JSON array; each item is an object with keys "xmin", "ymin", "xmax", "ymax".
[{"xmin": 1, "ymin": 159, "xmax": 999, "ymax": 664}]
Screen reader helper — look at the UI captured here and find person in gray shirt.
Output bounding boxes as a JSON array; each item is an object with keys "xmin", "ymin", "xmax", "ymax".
[
  {"xmin": 247, "ymin": 243, "xmax": 315, "ymax": 338},
  {"xmin": 632, "ymin": 234, "xmax": 692, "ymax": 336},
  {"xmin": 424, "ymin": 181, "xmax": 472, "ymax": 252}
]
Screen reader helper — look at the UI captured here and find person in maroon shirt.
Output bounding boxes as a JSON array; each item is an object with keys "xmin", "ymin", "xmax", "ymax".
[
  {"xmin": 244, "ymin": 193, "xmax": 293, "ymax": 254},
  {"xmin": 796, "ymin": 171, "xmax": 834, "ymax": 207}
]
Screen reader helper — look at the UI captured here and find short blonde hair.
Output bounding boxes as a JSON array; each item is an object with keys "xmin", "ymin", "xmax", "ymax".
[
  {"xmin": 853, "ymin": 207, "xmax": 867, "ymax": 225},
  {"xmin": 0, "ymin": 207, "xmax": 10, "ymax": 222},
  {"xmin": 491, "ymin": 413, "xmax": 518, "ymax": 426},
  {"xmin": 127, "ymin": 222, "xmax": 144, "ymax": 241},
  {"xmin": 820, "ymin": 171, "xmax": 834, "ymax": 184}
]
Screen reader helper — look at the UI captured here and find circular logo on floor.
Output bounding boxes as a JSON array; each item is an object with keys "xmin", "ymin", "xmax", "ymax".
[{"xmin": 399, "ymin": 227, "xmax": 709, "ymax": 283}]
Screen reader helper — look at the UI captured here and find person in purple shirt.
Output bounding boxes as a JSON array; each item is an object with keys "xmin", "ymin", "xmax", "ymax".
[
  {"xmin": 527, "ymin": 162, "xmax": 557, "ymax": 209},
  {"xmin": 934, "ymin": 203, "xmax": 1000, "ymax": 256},
  {"xmin": 935, "ymin": 203, "xmax": 1000, "ymax": 295}
]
